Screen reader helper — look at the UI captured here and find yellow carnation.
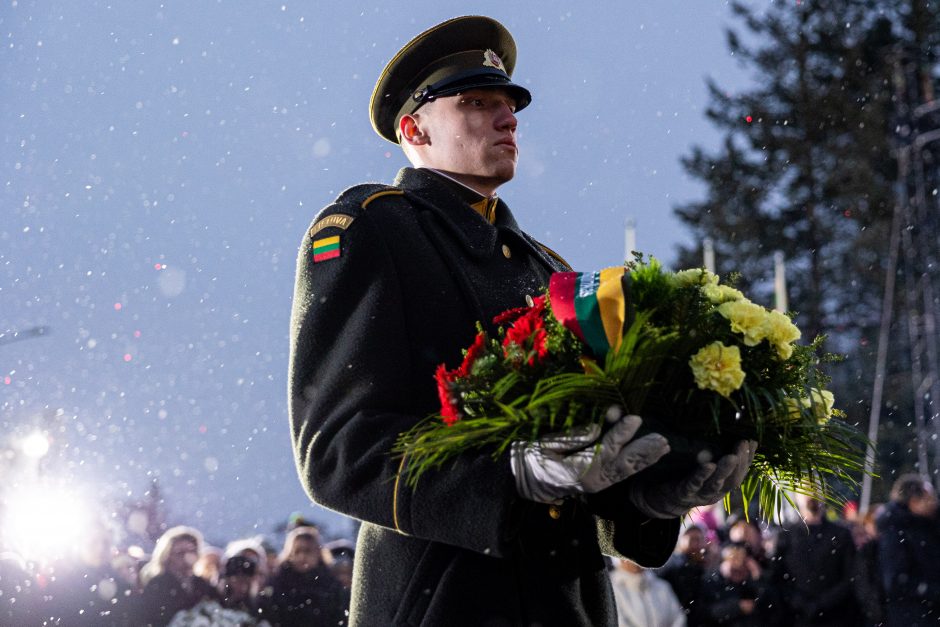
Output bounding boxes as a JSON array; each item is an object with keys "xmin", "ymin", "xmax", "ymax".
[
  {"xmin": 778, "ymin": 389, "xmax": 835, "ymax": 424},
  {"xmin": 762, "ymin": 310, "xmax": 801, "ymax": 359},
  {"xmin": 703, "ymin": 283, "xmax": 746, "ymax": 304},
  {"xmin": 803, "ymin": 388, "xmax": 835, "ymax": 424},
  {"xmin": 673, "ymin": 268, "xmax": 719, "ymax": 287},
  {"xmin": 689, "ymin": 341, "xmax": 746, "ymax": 398},
  {"xmin": 718, "ymin": 300, "xmax": 768, "ymax": 346}
]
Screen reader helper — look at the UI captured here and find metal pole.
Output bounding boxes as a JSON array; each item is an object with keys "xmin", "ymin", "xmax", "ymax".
[
  {"xmin": 703, "ymin": 238, "xmax": 715, "ymax": 274},
  {"xmin": 624, "ymin": 218, "xmax": 636, "ymax": 262},
  {"xmin": 773, "ymin": 251, "xmax": 788, "ymax": 313}
]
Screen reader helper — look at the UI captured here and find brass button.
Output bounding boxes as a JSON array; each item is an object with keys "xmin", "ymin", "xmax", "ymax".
[
  {"xmin": 548, "ymin": 504, "xmax": 562, "ymax": 519},
  {"xmin": 501, "ymin": 244, "xmax": 512, "ymax": 259}
]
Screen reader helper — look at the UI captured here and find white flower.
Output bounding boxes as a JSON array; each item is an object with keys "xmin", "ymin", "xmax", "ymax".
[{"xmin": 167, "ymin": 600, "xmax": 265, "ymax": 627}]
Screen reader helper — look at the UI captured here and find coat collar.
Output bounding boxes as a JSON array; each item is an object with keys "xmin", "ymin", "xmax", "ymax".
[{"xmin": 393, "ymin": 167, "xmax": 528, "ymax": 260}]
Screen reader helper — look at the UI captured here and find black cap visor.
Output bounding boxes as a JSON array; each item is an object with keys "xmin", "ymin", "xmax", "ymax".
[{"xmin": 411, "ymin": 68, "xmax": 532, "ymax": 112}]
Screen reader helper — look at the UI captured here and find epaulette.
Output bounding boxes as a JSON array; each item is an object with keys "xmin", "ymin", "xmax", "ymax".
[
  {"xmin": 535, "ymin": 239, "xmax": 573, "ymax": 271},
  {"xmin": 333, "ymin": 183, "xmax": 403, "ymax": 210},
  {"xmin": 308, "ymin": 184, "xmax": 404, "ymax": 241}
]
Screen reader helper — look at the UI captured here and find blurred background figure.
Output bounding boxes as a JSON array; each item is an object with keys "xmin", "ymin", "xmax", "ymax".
[
  {"xmin": 262, "ymin": 526, "xmax": 346, "ymax": 626},
  {"xmin": 877, "ymin": 474, "xmax": 940, "ymax": 626},
  {"xmin": 323, "ymin": 538, "xmax": 355, "ymax": 592},
  {"xmin": 193, "ymin": 545, "xmax": 223, "ymax": 588},
  {"xmin": 610, "ymin": 558, "xmax": 686, "ymax": 627},
  {"xmin": 700, "ymin": 542, "xmax": 779, "ymax": 626},
  {"xmin": 219, "ymin": 553, "xmax": 262, "ymax": 617},
  {"xmin": 111, "ymin": 550, "xmax": 143, "ymax": 594},
  {"xmin": 725, "ymin": 517, "xmax": 769, "ymax": 569},
  {"xmin": 853, "ymin": 506, "xmax": 885, "ymax": 627},
  {"xmin": 687, "ymin": 503, "xmax": 726, "ymax": 548},
  {"xmin": 43, "ymin": 519, "xmax": 138, "ymax": 626},
  {"xmin": 139, "ymin": 525, "xmax": 220, "ymax": 626},
  {"xmin": 225, "ymin": 537, "xmax": 270, "ymax": 602},
  {"xmin": 260, "ymin": 539, "xmax": 280, "ymax": 583},
  {"xmin": 657, "ymin": 525, "xmax": 709, "ymax": 626},
  {"xmin": 770, "ymin": 494, "xmax": 858, "ymax": 626}
]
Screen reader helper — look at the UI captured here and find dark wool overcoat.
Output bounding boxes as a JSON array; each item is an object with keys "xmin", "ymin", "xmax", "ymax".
[
  {"xmin": 288, "ymin": 167, "xmax": 680, "ymax": 627},
  {"xmin": 262, "ymin": 562, "xmax": 348, "ymax": 627},
  {"xmin": 876, "ymin": 500, "xmax": 940, "ymax": 626},
  {"xmin": 771, "ymin": 518, "xmax": 860, "ymax": 627}
]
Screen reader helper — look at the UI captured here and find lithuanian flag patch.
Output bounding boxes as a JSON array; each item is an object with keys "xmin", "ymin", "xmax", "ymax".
[{"xmin": 312, "ymin": 235, "xmax": 341, "ymax": 262}]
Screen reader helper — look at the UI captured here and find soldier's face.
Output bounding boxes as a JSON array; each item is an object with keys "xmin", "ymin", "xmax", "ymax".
[{"xmin": 414, "ymin": 88, "xmax": 518, "ymax": 189}]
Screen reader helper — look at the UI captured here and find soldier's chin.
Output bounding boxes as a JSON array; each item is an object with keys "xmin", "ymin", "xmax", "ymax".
[{"xmin": 491, "ymin": 163, "xmax": 516, "ymax": 184}]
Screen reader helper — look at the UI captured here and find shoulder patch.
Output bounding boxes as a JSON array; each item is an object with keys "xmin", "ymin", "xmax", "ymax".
[
  {"xmin": 307, "ymin": 212, "xmax": 357, "ymax": 264},
  {"xmin": 308, "ymin": 213, "xmax": 356, "ymax": 239},
  {"xmin": 312, "ymin": 234, "xmax": 342, "ymax": 263},
  {"xmin": 304, "ymin": 183, "xmax": 402, "ymax": 265}
]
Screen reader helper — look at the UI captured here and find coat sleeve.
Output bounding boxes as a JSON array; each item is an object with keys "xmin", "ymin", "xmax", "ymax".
[
  {"xmin": 586, "ymin": 479, "xmax": 680, "ymax": 567},
  {"xmin": 288, "ymin": 203, "xmax": 523, "ymax": 558}
]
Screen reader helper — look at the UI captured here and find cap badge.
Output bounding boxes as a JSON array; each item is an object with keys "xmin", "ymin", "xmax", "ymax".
[{"xmin": 482, "ymin": 49, "xmax": 505, "ymax": 72}]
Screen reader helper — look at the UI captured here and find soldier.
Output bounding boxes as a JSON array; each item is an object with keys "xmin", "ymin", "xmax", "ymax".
[{"xmin": 288, "ymin": 15, "xmax": 755, "ymax": 626}]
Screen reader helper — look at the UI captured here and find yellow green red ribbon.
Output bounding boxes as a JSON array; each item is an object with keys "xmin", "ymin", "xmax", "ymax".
[{"xmin": 548, "ymin": 267, "xmax": 628, "ymax": 360}]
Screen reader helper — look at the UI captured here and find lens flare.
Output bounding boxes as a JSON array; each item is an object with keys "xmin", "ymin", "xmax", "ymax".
[
  {"xmin": 1, "ymin": 484, "xmax": 92, "ymax": 563},
  {"xmin": 20, "ymin": 431, "xmax": 50, "ymax": 458}
]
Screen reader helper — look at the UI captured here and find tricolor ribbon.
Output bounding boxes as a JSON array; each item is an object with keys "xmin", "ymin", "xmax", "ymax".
[{"xmin": 548, "ymin": 266, "xmax": 630, "ymax": 360}]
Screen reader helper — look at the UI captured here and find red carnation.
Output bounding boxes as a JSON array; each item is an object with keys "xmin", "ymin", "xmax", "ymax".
[
  {"xmin": 493, "ymin": 305, "xmax": 531, "ymax": 326},
  {"xmin": 458, "ymin": 332, "xmax": 488, "ymax": 377},
  {"xmin": 503, "ymin": 296, "xmax": 549, "ymax": 366},
  {"xmin": 434, "ymin": 364, "xmax": 461, "ymax": 426}
]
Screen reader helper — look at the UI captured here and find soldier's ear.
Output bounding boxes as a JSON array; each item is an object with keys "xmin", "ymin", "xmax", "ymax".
[{"xmin": 399, "ymin": 114, "xmax": 429, "ymax": 146}]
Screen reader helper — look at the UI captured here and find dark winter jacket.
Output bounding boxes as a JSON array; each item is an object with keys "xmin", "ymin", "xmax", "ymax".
[
  {"xmin": 699, "ymin": 569, "xmax": 780, "ymax": 627},
  {"xmin": 262, "ymin": 563, "xmax": 347, "ymax": 626},
  {"xmin": 853, "ymin": 537, "xmax": 885, "ymax": 626},
  {"xmin": 770, "ymin": 518, "xmax": 859, "ymax": 627},
  {"xmin": 288, "ymin": 167, "xmax": 680, "ymax": 627},
  {"xmin": 658, "ymin": 552, "xmax": 708, "ymax": 626},
  {"xmin": 877, "ymin": 500, "xmax": 940, "ymax": 626},
  {"xmin": 138, "ymin": 572, "xmax": 220, "ymax": 627}
]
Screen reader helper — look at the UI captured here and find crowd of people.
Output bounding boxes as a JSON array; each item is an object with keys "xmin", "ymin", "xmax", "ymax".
[
  {"xmin": 1, "ymin": 472, "xmax": 937, "ymax": 626},
  {"xmin": 0, "ymin": 518, "xmax": 351, "ymax": 626},
  {"xmin": 610, "ymin": 473, "xmax": 940, "ymax": 627}
]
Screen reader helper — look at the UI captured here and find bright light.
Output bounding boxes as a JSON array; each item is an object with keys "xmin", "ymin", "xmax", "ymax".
[
  {"xmin": 1, "ymin": 483, "xmax": 92, "ymax": 563},
  {"xmin": 20, "ymin": 431, "xmax": 50, "ymax": 458}
]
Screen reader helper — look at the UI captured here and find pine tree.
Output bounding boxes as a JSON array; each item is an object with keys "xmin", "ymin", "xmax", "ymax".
[{"xmin": 675, "ymin": 0, "xmax": 940, "ymax": 498}]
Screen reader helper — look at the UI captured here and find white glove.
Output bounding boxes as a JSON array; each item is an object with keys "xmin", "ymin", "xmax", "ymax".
[
  {"xmin": 628, "ymin": 439, "xmax": 757, "ymax": 519},
  {"xmin": 510, "ymin": 414, "xmax": 670, "ymax": 504}
]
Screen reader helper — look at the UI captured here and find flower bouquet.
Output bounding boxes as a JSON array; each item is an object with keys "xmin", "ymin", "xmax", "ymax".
[{"xmin": 393, "ymin": 257, "xmax": 870, "ymax": 519}]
